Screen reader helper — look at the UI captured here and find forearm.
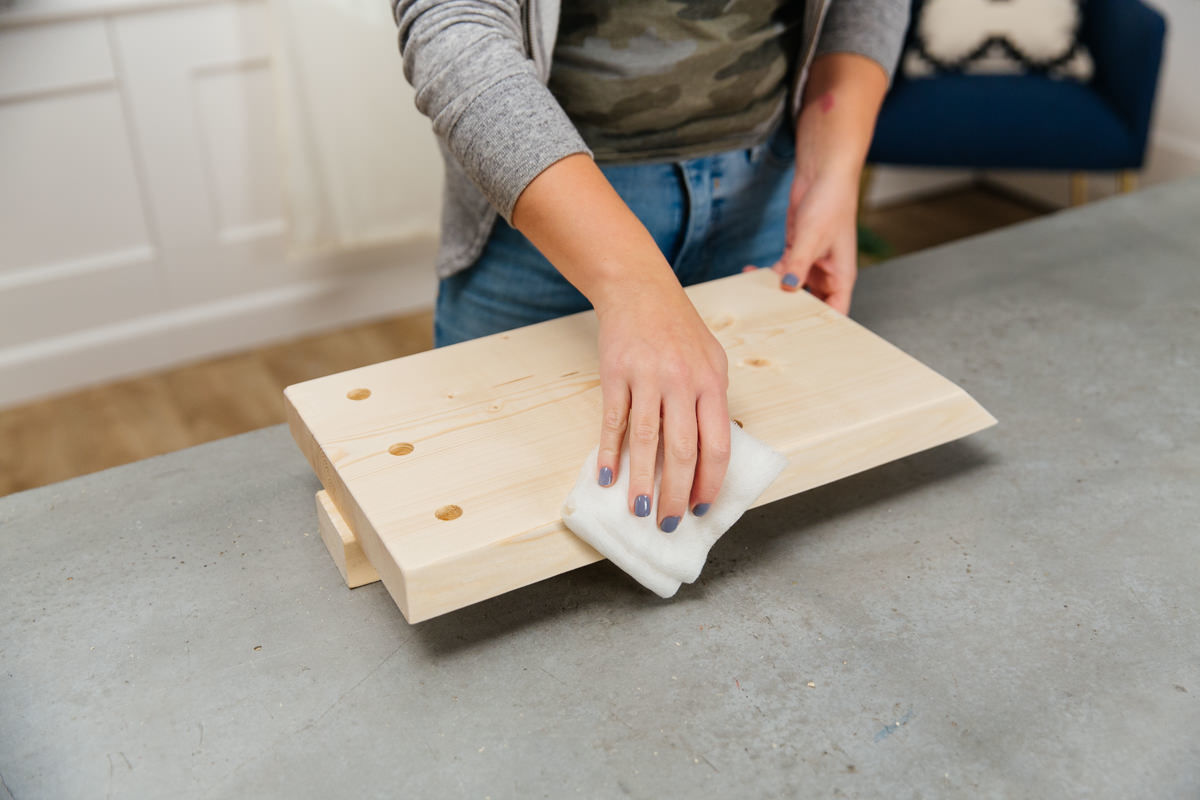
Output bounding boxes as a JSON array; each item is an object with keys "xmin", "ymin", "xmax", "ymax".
[
  {"xmin": 511, "ymin": 153, "xmax": 682, "ymax": 311},
  {"xmin": 396, "ymin": 0, "xmax": 590, "ymax": 221},
  {"xmin": 795, "ymin": 53, "xmax": 889, "ymax": 182}
]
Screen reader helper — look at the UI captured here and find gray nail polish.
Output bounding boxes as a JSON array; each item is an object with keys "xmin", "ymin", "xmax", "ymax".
[
  {"xmin": 598, "ymin": 467, "xmax": 613, "ymax": 487},
  {"xmin": 660, "ymin": 516, "xmax": 681, "ymax": 533},
  {"xmin": 782, "ymin": 273, "xmax": 800, "ymax": 288},
  {"xmin": 692, "ymin": 503, "xmax": 711, "ymax": 517},
  {"xmin": 634, "ymin": 495, "xmax": 651, "ymax": 517}
]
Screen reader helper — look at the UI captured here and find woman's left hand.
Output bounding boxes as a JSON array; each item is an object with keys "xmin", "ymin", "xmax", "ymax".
[
  {"xmin": 769, "ymin": 53, "xmax": 890, "ymax": 315},
  {"xmin": 771, "ymin": 158, "xmax": 860, "ymax": 314}
]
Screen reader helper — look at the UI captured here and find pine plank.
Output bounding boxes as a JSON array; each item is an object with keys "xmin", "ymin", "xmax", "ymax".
[{"xmin": 285, "ymin": 269, "xmax": 997, "ymax": 623}]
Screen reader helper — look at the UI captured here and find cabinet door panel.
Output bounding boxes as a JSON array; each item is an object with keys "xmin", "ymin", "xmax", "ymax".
[
  {"xmin": 0, "ymin": 82, "xmax": 160, "ymax": 347},
  {"xmin": 113, "ymin": 1, "xmax": 308, "ymax": 306}
]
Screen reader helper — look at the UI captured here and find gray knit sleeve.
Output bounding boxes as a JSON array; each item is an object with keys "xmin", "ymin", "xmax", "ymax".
[
  {"xmin": 814, "ymin": 0, "xmax": 912, "ymax": 81},
  {"xmin": 394, "ymin": 0, "xmax": 591, "ymax": 222}
]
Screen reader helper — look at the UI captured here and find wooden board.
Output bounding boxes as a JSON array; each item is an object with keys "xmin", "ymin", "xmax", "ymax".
[
  {"xmin": 285, "ymin": 269, "xmax": 996, "ymax": 622},
  {"xmin": 315, "ymin": 489, "xmax": 379, "ymax": 588}
]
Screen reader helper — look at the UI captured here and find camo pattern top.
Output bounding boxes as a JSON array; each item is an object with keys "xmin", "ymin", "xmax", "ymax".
[{"xmin": 548, "ymin": 0, "xmax": 806, "ymax": 163}]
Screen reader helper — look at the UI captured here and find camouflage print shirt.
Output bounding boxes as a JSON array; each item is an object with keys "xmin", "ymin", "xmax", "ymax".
[{"xmin": 549, "ymin": 0, "xmax": 806, "ymax": 163}]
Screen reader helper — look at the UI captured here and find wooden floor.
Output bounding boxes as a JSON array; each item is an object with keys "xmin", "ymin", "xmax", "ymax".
[{"xmin": 1, "ymin": 184, "xmax": 1046, "ymax": 497}]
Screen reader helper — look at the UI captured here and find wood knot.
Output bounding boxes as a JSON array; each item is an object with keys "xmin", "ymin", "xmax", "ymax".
[
  {"xmin": 743, "ymin": 357, "xmax": 771, "ymax": 368},
  {"xmin": 435, "ymin": 505, "xmax": 463, "ymax": 521},
  {"xmin": 708, "ymin": 313, "xmax": 736, "ymax": 332}
]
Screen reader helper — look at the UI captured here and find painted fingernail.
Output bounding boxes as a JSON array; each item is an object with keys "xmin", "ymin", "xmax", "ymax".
[
  {"xmin": 692, "ymin": 503, "xmax": 711, "ymax": 517},
  {"xmin": 598, "ymin": 466, "xmax": 613, "ymax": 487},
  {"xmin": 634, "ymin": 494, "xmax": 651, "ymax": 517},
  {"xmin": 660, "ymin": 516, "xmax": 681, "ymax": 533},
  {"xmin": 782, "ymin": 273, "xmax": 800, "ymax": 289}
]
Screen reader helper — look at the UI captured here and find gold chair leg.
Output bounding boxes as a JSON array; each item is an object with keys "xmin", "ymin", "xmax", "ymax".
[
  {"xmin": 858, "ymin": 165, "xmax": 875, "ymax": 211},
  {"xmin": 1118, "ymin": 171, "xmax": 1138, "ymax": 194},
  {"xmin": 1070, "ymin": 173, "xmax": 1088, "ymax": 206}
]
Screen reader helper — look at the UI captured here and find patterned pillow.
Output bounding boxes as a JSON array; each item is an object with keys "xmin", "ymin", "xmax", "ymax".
[{"xmin": 902, "ymin": 0, "xmax": 1094, "ymax": 81}]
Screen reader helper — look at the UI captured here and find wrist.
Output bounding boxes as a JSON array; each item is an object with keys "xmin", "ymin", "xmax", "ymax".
[
  {"xmin": 793, "ymin": 53, "xmax": 887, "ymax": 182},
  {"xmin": 587, "ymin": 259, "xmax": 684, "ymax": 318}
]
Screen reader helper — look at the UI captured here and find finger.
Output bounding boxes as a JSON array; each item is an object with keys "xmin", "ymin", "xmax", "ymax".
[
  {"xmin": 626, "ymin": 387, "xmax": 661, "ymax": 518},
  {"xmin": 822, "ymin": 224, "xmax": 859, "ymax": 314},
  {"xmin": 656, "ymin": 392, "xmax": 699, "ymax": 533},
  {"xmin": 596, "ymin": 378, "xmax": 630, "ymax": 487},
  {"xmin": 690, "ymin": 390, "xmax": 731, "ymax": 516},
  {"xmin": 778, "ymin": 226, "xmax": 824, "ymax": 293},
  {"xmin": 741, "ymin": 264, "xmax": 757, "ymax": 274}
]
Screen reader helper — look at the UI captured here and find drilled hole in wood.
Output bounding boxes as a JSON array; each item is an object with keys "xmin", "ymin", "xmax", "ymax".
[
  {"xmin": 733, "ymin": 418, "xmax": 744, "ymax": 428},
  {"xmin": 435, "ymin": 504, "xmax": 463, "ymax": 521},
  {"xmin": 388, "ymin": 443, "xmax": 414, "ymax": 456},
  {"xmin": 346, "ymin": 388, "xmax": 371, "ymax": 401}
]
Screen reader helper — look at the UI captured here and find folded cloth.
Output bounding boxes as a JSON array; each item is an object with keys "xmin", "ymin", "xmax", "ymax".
[{"xmin": 561, "ymin": 422, "xmax": 788, "ymax": 598}]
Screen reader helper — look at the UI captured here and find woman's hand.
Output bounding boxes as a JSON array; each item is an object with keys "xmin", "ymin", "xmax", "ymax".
[
  {"xmin": 592, "ymin": 275, "xmax": 730, "ymax": 531},
  {"xmin": 773, "ymin": 160, "xmax": 860, "ymax": 314},
  {"xmin": 512, "ymin": 154, "xmax": 731, "ymax": 529},
  {"xmin": 773, "ymin": 53, "xmax": 890, "ymax": 314}
]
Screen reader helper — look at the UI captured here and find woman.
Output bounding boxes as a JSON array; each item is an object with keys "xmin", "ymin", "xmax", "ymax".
[{"xmin": 394, "ymin": 0, "xmax": 908, "ymax": 533}]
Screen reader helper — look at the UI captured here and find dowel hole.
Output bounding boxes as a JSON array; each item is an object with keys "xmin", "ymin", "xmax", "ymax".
[
  {"xmin": 346, "ymin": 388, "xmax": 372, "ymax": 401},
  {"xmin": 388, "ymin": 442, "xmax": 414, "ymax": 456},
  {"xmin": 435, "ymin": 504, "xmax": 463, "ymax": 521}
]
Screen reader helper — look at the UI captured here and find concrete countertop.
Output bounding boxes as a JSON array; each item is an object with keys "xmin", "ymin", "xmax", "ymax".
[{"xmin": 3, "ymin": 180, "xmax": 1198, "ymax": 799}]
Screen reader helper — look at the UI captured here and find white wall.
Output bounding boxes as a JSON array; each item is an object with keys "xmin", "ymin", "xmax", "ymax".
[
  {"xmin": 866, "ymin": 0, "xmax": 1199, "ymax": 208},
  {"xmin": 0, "ymin": 0, "xmax": 442, "ymax": 409}
]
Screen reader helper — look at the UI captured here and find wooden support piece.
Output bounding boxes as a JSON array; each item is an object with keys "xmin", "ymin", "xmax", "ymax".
[
  {"xmin": 285, "ymin": 269, "xmax": 996, "ymax": 623},
  {"xmin": 315, "ymin": 489, "xmax": 379, "ymax": 588}
]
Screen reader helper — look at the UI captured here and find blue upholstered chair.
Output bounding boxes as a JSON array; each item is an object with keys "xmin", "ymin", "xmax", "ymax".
[{"xmin": 866, "ymin": 0, "xmax": 1168, "ymax": 202}]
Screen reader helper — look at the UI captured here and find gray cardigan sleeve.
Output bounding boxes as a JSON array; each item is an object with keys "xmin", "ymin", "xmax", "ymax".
[
  {"xmin": 394, "ymin": 0, "xmax": 590, "ymax": 222},
  {"xmin": 815, "ymin": 0, "xmax": 911, "ymax": 80}
]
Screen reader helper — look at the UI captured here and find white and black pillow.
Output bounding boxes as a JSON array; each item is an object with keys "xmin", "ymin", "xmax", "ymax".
[{"xmin": 902, "ymin": 0, "xmax": 1094, "ymax": 81}]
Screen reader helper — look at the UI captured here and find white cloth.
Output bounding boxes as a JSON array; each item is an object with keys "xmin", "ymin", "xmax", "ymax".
[{"xmin": 562, "ymin": 423, "xmax": 788, "ymax": 598}]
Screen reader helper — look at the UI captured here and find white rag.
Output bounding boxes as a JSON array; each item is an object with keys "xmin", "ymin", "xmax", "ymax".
[{"xmin": 562, "ymin": 422, "xmax": 788, "ymax": 598}]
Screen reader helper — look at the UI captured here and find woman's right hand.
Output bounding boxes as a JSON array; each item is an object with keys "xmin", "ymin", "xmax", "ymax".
[
  {"xmin": 511, "ymin": 153, "xmax": 731, "ymax": 530},
  {"xmin": 592, "ymin": 275, "xmax": 731, "ymax": 532}
]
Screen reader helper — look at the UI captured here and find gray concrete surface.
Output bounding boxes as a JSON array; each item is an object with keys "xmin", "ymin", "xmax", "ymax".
[{"xmin": 2, "ymin": 180, "xmax": 1198, "ymax": 799}]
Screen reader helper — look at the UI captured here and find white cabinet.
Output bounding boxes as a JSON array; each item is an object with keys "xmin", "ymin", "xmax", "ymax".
[{"xmin": 0, "ymin": 0, "xmax": 440, "ymax": 408}]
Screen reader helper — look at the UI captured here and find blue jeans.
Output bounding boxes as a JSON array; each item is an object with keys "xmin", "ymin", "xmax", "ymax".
[{"xmin": 434, "ymin": 124, "xmax": 796, "ymax": 347}]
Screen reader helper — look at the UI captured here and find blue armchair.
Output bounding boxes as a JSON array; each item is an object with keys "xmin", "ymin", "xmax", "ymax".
[{"xmin": 866, "ymin": 0, "xmax": 1168, "ymax": 201}]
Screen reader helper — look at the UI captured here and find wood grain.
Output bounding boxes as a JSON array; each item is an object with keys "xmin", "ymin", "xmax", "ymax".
[{"xmin": 285, "ymin": 269, "xmax": 996, "ymax": 623}]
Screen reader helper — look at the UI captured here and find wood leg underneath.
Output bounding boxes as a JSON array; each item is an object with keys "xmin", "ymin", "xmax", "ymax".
[{"xmin": 315, "ymin": 489, "xmax": 380, "ymax": 589}]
